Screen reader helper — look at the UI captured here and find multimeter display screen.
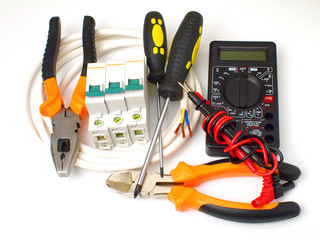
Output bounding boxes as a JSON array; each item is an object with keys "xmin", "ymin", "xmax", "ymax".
[{"xmin": 219, "ymin": 49, "xmax": 267, "ymax": 61}]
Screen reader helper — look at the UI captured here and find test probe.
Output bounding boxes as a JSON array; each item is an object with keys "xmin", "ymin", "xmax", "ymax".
[{"xmin": 134, "ymin": 11, "xmax": 203, "ymax": 198}]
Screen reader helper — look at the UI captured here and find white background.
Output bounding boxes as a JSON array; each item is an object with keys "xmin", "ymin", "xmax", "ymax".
[{"xmin": 1, "ymin": 0, "xmax": 320, "ymax": 239}]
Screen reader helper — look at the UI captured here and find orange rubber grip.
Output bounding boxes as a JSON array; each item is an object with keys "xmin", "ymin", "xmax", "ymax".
[
  {"xmin": 39, "ymin": 77, "xmax": 64, "ymax": 117},
  {"xmin": 170, "ymin": 161, "xmax": 254, "ymax": 187},
  {"xmin": 70, "ymin": 75, "xmax": 88, "ymax": 119},
  {"xmin": 168, "ymin": 186, "xmax": 300, "ymax": 222},
  {"xmin": 168, "ymin": 186, "xmax": 277, "ymax": 212}
]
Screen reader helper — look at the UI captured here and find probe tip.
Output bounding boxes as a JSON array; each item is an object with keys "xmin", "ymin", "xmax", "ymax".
[
  {"xmin": 160, "ymin": 167, "xmax": 164, "ymax": 178},
  {"xmin": 177, "ymin": 81, "xmax": 189, "ymax": 92},
  {"xmin": 133, "ymin": 184, "xmax": 142, "ymax": 198}
]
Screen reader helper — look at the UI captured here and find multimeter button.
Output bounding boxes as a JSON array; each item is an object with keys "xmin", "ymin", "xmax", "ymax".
[
  {"xmin": 239, "ymin": 66, "xmax": 247, "ymax": 73},
  {"xmin": 229, "ymin": 111, "xmax": 237, "ymax": 117},
  {"xmin": 222, "ymin": 73, "xmax": 264, "ymax": 109},
  {"xmin": 228, "ymin": 67, "xmax": 237, "ymax": 71},
  {"xmin": 261, "ymin": 102, "xmax": 274, "ymax": 110},
  {"xmin": 255, "ymin": 112, "xmax": 262, "ymax": 118},
  {"xmin": 249, "ymin": 67, "xmax": 258, "ymax": 72},
  {"xmin": 255, "ymin": 107, "xmax": 263, "ymax": 118},
  {"xmin": 264, "ymin": 95, "xmax": 274, "ymax": 102},
  {"xmin": 246, "ymin": 110, "xmax": 254, "ymax": 117},
  {"xmin": 238, "ymin": 111, "xmax": 245, "ymax": 118}
]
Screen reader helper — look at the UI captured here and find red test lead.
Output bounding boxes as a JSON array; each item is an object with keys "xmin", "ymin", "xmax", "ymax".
[{"xmin": 179, "ymin": 81, "xmax": 287, "ymax": 207}]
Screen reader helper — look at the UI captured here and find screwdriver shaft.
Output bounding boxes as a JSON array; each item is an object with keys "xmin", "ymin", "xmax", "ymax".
[
  {"xmin": 156, "ymin": 82, "xmax": 164, "ymax": 177},
  {"xmin": 134, "ymin": 97, "xmax": 171, "ymax": 198}
]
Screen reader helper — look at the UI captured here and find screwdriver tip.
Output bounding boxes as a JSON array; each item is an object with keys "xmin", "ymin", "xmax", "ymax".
[
  {"xmin": 160, "ymin": 167, "xmax": 164, "ymax": 178},
  {"xmin": 133, "ymin": 184, "xmax": 142, "ymax": 198}
]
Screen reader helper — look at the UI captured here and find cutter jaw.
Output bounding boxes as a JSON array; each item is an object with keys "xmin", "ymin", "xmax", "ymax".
[
  {"xmin": 50, "ymin": 107, "xmax": 80, "ymax": 177},
  {"xmin": 106, "ymin": 171, "xmax": 174, "ymax": 198}
]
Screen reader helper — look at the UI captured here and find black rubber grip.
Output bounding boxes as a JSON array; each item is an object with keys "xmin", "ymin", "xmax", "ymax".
[
  {"xmin": 278, "ymin": 162, "xmax": 301, "ymax": 181},
  {"xmin": 81, "ymin": 16, "xmax": 97, "ymax": 77},
  {"xmin": 199, "ymin": 202, "xmax": 300, "ymax": 223},
  {"xmin": 159, "ymin": 11, "xmax": 203, "ymax": 101},
  {"xmin": 42, "ymin": 17, "xmax": 61, "ymax": 81},
  {"xmin": 143, "ymin": 11, "xmax": 167, "ymax": 85}
]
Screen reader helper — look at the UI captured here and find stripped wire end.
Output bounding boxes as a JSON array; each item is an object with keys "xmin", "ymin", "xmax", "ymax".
[
  {"xmin": 174, "ymin": 108, "xmax": 193, "ymax": 138},
  {"xmin": 174, "ymin": 123, "xmax": 186, "ymax": 138},
  {"xmin": 181, "ymin": 124, "xmax": 186, "ymax": 138},
  {"xmin": 176, "ymin": 82, "xmax": 194, "ymax": 138},
  {"xmin": 174, "ymin": 123, "xmax": 182, "ymax": 135},
  {"xmin": 174, "ymin": 108, "xmax": 187, "ymax": 138},
  {"xmin": 187, "ymin": 125, "xmax": 193, "ymax": 137},
  {"xmin": 184, "ymin": 109, "xmax": 193, "ymax": 137}
]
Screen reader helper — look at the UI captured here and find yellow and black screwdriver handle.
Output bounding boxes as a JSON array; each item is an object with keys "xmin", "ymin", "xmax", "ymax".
[
  {"xmin": 168, "ymin": 160, "xmax": 301, "ymax": 222},
  {"xmin": 40, "ymin": 16, "xmax": 96, "ymax": 119},
  {"xmin": 143, "ymin": 11, "xmax": 167, "ymax": 84},
  {"xmin": 158, "ymin": 11, "xmax": 202, "ymax": 101}
]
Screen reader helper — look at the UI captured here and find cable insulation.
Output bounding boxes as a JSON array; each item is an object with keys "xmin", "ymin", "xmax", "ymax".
[{"xmin": 25, "ymin": 28, "xmax": 203, "ymax": 172}]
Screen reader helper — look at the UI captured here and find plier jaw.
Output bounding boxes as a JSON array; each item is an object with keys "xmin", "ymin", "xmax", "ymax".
[
  {"xmin": 107, "ymin": 171, "xmax": 175, "ymax": 198},
  {"xmin": 50, "ymin": 107, "xmax": 80, "ymax": 177}
]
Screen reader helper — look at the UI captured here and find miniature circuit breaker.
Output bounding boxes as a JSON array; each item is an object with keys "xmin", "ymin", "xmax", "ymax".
[
  {"xmin": 85, "ymin": 63, "xmax": 114, "ymax": 149},
  {"xmin": 124, "ymin": 58, "xmax": 149, "ymax": 144},
  {"xmin": 105, "ymin": 60, "xmax": 132, "ymax": 147},
  {"xmin": 85, "ymin": 58, "xmax": 150, "ymax": 149}
]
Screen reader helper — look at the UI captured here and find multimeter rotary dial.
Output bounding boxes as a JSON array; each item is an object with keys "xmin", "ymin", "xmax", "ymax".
[{"xmin": 221, "ymin": 73, "xmax": 264, "ymax": 109}]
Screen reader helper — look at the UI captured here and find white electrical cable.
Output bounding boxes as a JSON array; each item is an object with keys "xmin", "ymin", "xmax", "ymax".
[{"xmin": 25, "ymin": 28, "xmax": 203, "ymax": 172}]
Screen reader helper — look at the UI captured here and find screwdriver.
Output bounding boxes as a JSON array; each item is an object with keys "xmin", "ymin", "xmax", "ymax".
[
  {"xmin": 143, "ymin": 11, "xmax": 167, "ymax": 177},
  {"xmin": 134, "ymin": 11, "xmax": 203, "ymax": 198}
]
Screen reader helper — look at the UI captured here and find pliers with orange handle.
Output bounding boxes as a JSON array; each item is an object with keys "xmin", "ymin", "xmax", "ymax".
[
  {"xmin": 106, "ymin": 159, "xmax": 301, "ymax": 222},
  {"xmin": 39, "ymin": 16, "xmax": 96, "ymax": 177}
]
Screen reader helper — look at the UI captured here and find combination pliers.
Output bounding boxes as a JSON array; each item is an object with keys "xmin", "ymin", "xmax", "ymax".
[{"xmin": 39, "ymin": 16, "xmax": 96, "ymax": 176}]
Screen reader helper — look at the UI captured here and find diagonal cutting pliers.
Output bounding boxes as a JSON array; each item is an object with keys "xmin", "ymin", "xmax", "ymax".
[
  {"xmin": 106, "ymin": 159, "xmax": 301, "ymax": 223},
  {"xmin": 39, "ymin": 16, "xmax": 96, "ymax": 177}
]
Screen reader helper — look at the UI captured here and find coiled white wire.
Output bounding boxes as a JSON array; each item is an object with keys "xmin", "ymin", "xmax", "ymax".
[{"xmin": 25, "ymin": 28, "xmax": 203, "ymax": 172}]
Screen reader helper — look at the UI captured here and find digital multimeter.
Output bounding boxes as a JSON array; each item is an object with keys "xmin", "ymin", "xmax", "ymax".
[{"xmin": 206, "ymin": 41, "xmax": 280, "ymax": 156}]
